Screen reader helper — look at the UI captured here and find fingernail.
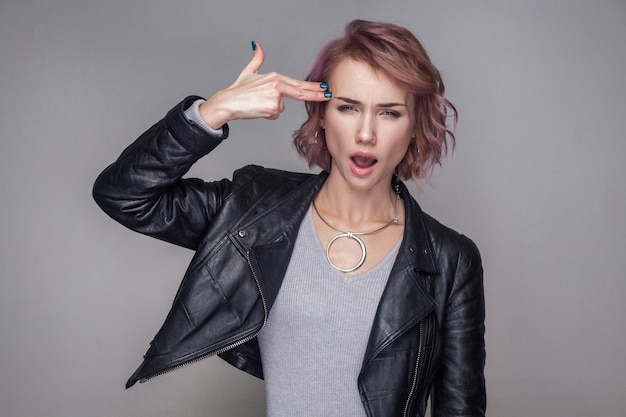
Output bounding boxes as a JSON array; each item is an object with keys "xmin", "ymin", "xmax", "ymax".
[
  {"xmin": 251, "ymin": 41, "xmax": 257, "ymax": 51},
  {"xmin": 320, "ymin": 83, "xmax": 328, "ymax": 89},
  {"xmin": 324, "ymin": 91, "xmax": 332, "ymax": 98}
]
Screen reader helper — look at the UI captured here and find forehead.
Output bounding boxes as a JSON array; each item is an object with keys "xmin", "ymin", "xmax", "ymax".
[{"xmin": 328, "ymin": 58, "xmax": 408, "ymax": 103}]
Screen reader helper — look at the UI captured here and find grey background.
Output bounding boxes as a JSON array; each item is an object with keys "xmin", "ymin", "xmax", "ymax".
[{"xmin": 1, "ymin": 1, "xmax": 625, "ymax": 416}]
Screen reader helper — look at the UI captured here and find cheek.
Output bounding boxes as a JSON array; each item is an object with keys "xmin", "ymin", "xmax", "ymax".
[
  {"xmin": 323, "ymin": 113, "xmax": 351, "ymax": 146},
  {"xmin": 385, "ymin": 124, "xmax": 412, "ymax": 149},
  {"xmin": 324, "ymin": 132, "xmax": 344, "ymax": 162},
  {"xmin": 389, "ymin": 133, "xmax": 413, "ymax": 166},
  {"xmin": 393, "ymin": 144, "xmax": 410, "ymax": 165},
  {"xmin": 323, "ymin": 109, "xmax": 345, "ymax": 132}
]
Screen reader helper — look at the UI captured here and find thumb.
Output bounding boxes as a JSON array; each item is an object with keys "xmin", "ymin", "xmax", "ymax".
[{"xmin": 239, "ymin": 40, "xmax": 265, "ymax": 75}]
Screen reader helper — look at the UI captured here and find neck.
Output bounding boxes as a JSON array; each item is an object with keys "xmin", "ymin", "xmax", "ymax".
[{"xmin": 315, "ymin": 175, "xmax": 398, "ymax": 229}]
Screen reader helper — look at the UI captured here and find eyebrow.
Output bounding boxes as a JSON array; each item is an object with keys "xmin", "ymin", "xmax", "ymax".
[{"xmin": 336, "ymin": 96, "xmax": 407, "ymax": 108}]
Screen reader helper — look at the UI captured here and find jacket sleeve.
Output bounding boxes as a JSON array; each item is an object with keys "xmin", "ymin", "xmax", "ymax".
[
  {"xmin": 92, "ymin": 96, "xmax": 232, "ymax": 250},
  {"xmin": 432, "ymin": 237, "xmax": 486, "ymax": 417}
]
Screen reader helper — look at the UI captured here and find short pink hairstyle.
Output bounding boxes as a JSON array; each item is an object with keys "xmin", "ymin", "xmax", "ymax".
[{"xmin": 293, "ymin": 19, "xmax": 457, "ymax": 185}]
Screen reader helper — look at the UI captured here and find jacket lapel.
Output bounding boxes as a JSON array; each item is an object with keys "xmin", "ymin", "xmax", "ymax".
[
  {"xmin": 362, "ymin": 182, "xmax": 439, "ymax": 365},
  {"xmin": 240, "ymin": 171, "xmax": 328, "ymax": 309}
]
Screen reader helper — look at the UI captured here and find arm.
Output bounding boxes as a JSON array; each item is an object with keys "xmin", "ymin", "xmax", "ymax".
[
  {"xmin": 93, "ymin": 42, "xmax": 330, "ymax": 249},
  {"xmin": 92, "ymin": 96, "xmax": 231, "ymax": 249},
  {"xmin": 432, "ymin": 238, "xmax": 486, "ymax": 417}
]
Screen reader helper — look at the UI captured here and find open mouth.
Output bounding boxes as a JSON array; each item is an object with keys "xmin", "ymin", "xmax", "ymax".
[{"xmin": 350, "ymin": 155, "xmax": 378, "ymax": 169}]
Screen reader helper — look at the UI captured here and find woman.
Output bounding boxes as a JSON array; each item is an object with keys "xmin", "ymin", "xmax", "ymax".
[{"xmin": 93, "ymin": 20, "xmax": 485, "ymax": 417}]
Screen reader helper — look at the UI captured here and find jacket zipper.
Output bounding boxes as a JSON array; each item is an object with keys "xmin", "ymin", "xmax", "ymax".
[
  {"xmin": 139, "ymin": 250, "xmax": 269, "ymax": 383},
  {"xmin": 215, "ymin": 249, "xmax": 269, "ymax": 354},
  {"xmin": 402, "ymin": 320, "xmax": 424, "ymax": 417}
]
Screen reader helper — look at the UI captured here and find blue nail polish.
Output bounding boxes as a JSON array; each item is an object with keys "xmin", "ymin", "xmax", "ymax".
[
  {"xmin": 324, "ymin": 91, "xmax": 332, "ymax": 98},
  {"xmin": 251, "ymin": 41, "xmax": 257, "ymax": 51},
  {"xmin": 320, "ymin": 83, "xmax": 328, "ymax": 89}
]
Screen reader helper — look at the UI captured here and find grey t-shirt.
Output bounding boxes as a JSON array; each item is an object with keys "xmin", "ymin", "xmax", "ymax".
[{"xmin": 257, "ymin": 207, "xmax": 400, "ymax": 417}]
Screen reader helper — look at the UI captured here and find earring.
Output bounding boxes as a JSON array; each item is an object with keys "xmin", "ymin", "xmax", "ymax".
[
  {"xmin": 411, "ymin": 135, "xmax": 419, "ymax": 153},
  {"xmin": 314, "ymin": 129, "xmax": 327, "ymax": 150}
]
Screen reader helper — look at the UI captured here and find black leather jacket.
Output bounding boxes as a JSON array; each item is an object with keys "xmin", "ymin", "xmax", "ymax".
[{"xmin": 93, "ymin": 96, "xmax": 486, "ymax": 417}]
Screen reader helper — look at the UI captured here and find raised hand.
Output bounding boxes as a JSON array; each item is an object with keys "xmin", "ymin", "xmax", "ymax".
[{"xmin": 199, "ymin": 41, "xmax": 331, "ymax": 129}]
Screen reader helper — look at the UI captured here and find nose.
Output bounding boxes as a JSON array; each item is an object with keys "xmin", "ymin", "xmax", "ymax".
[{"xmin": 355, "ymin": 112, "xmax": 376, "ymax": 145}]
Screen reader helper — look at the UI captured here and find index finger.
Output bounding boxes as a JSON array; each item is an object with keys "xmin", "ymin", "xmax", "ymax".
[{"xmin": 276, "ymin": 75, "xmax": 332, "ymax": 102}]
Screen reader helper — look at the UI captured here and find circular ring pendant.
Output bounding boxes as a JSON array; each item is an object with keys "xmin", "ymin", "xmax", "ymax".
[{"xmin": 325, "ymin": 232, "xmax": 367, "ymax": 273}]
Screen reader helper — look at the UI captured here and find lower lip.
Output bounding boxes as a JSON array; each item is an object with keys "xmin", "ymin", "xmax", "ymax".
[{"xmin": 350, "ymin": 159, "xmax": 376, "ymax": 177}]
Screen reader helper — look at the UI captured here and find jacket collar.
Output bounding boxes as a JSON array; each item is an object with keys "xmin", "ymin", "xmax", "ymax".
[
  {"xmin": 394, "ymin": 178, "xmax": 438, "ymax": 274},
  {"xmin": 243, "ymin": 172, "xmax": 437, "ymax": 272}
]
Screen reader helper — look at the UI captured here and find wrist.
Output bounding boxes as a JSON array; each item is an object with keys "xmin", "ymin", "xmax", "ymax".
[
  {"xmin": 199, "ymin": 94, "xmax": 232, "ymax": 129},
  {"xmin": 183, "ymin": 99, "xmax": 225, "ymax": 137}
]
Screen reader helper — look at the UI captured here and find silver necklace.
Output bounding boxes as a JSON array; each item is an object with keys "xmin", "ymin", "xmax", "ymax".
[{"xmin": 312, "ymin": 189, "xmax": 400, "ymax": 273}]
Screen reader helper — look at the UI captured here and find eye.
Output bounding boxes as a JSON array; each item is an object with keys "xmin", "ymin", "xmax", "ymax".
[
  {"xmin": 381, "ymin": 110, "xmax": 401, "ymax": 118},
  {"xmin": 338, "ymin": 105, "xmax": 358, "ymax": 112}
]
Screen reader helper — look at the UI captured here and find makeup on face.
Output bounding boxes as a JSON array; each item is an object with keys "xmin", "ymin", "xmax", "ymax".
[{"xmin": 322, "ymin": 59, "xmax": 413, "ymax": 190}]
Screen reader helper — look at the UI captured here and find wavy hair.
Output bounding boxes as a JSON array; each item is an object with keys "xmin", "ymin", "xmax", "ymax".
[{"xmin": 293, "ymin": 19, "xmax": 457, "ymax": 185}]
